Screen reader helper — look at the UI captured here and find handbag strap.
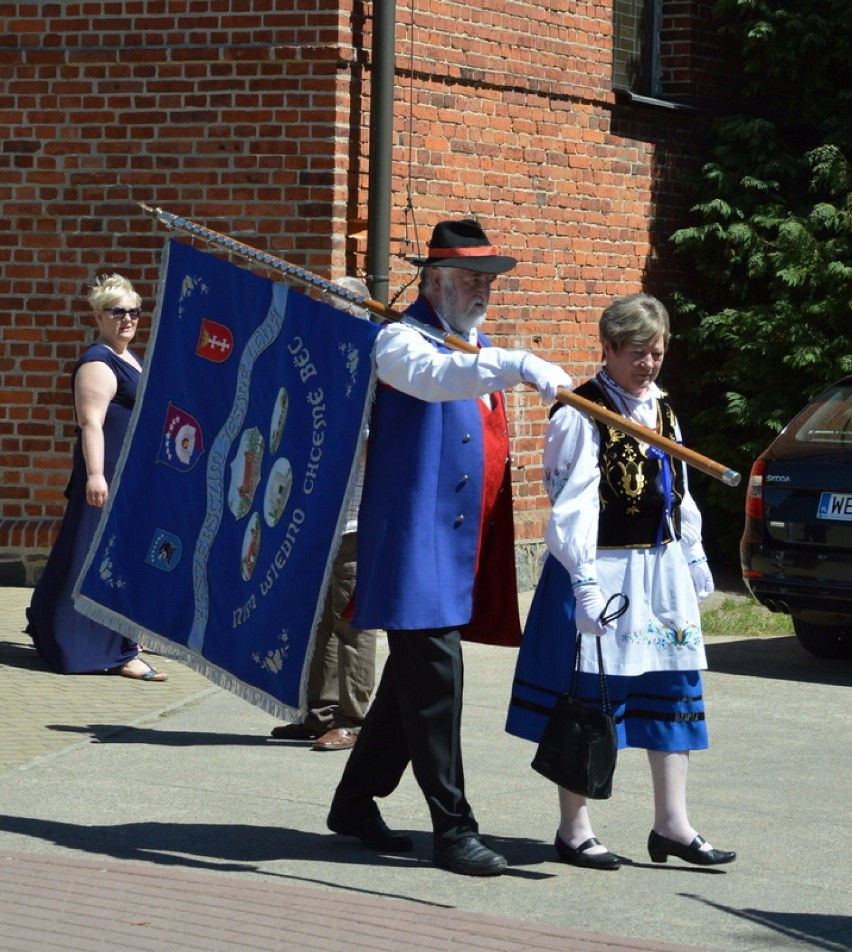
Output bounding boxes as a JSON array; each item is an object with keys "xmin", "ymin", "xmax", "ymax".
[
  {"xmin": 570, "ymin": 592, "xmax": 629, "ymax": 716},
  {"xmin": 571, "ymin": 635, "xmax": 611, "ymax": 716}
]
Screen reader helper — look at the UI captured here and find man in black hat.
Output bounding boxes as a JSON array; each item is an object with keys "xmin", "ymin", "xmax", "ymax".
[{"xmin": 326, "ymin": 218, "xmax": 572, "ymax": 876}]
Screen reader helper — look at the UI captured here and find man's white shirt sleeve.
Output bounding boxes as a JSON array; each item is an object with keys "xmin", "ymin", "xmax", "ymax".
[{"xmin": 374, "ymin": 322, "xmax": 527, "ymax": 402}]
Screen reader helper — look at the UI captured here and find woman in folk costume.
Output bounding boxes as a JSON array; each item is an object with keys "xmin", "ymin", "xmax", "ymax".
[{"xmin": 506, "ymin": 293, "xmax": 735, "ymax": 870}]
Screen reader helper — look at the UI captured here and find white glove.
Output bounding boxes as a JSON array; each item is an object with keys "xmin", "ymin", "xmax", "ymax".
[
  {"xmin": 688, "ymin": 557, "xmax": 715, "ymax": 601},
  {"xmin": 572, "ymin": 583, "xmax": 614, "ymax": 637},
  {"xmin": 519, "ymin": 352, "xmax": 573, "ymax": 403}
]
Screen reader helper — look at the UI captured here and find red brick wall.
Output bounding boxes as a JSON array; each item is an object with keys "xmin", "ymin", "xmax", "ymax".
[
  {"xmin": 0, "ymin": 0, "xmax": 360, "ymax": 575},
  {"xmin": 0, "ymin": 0, "xmax": 732, "ymax": 586}
]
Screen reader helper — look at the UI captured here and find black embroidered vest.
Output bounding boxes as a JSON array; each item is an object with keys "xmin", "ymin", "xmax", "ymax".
[{"xmin": 562, "ymin": 379, "xmax": 685, "ymax": 549}]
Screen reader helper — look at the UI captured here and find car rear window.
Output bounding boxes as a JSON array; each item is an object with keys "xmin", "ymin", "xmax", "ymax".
[{"xmin": 788, "ymin": 382, "xmax": 852, "ymax": 446}]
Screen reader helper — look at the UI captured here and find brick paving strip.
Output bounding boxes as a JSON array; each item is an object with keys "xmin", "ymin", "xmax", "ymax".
[{"xmin": 0, "ymin": 852, "xmax": 710, "ymax": 952}]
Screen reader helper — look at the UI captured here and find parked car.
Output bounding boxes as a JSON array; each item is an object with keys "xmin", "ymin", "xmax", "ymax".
[{"xmin": 741, "ymin": 375, "xmax": 852, "ymax": 659}]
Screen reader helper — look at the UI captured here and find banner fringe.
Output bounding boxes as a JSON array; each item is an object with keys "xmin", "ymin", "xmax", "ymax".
[{"xmin": 75, "ymin": 593, "xmax": 303, "ymax": 722}]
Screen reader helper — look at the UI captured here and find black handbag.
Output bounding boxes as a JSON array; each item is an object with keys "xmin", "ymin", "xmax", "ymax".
[{"xmin": 530, "ymin": 594, "xmax": 628, "ymax": 800}]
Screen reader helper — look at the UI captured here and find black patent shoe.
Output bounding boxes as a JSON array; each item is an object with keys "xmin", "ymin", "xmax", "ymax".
[
  {"xmin": 648, "ymin": 830, "xmax": 736, "ymax": 866},
  {"xmin": 327, "ymin": 809, "xmax": 414, "ymax": 852},
  {"xmin": 433, "ymin": 835, "xmax": 508, "ymax": 876},
  {"xmin": 555, "ymin": 834, "xmax": 621, "ymax": 870}
]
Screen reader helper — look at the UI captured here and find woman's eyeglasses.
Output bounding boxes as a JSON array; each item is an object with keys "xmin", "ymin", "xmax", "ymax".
[{"xmin": 104, "ymin": 307, "xmax": 141, "ymax": 319}]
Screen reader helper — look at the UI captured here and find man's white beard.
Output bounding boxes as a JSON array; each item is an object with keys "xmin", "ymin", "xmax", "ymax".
[
  {"xmin": 439, "ymin": 281, "xmax": 488, "ymax": 335},
  {"xmin": 448, "ymin": 309, "xmax": 487, "ymax": 336}
]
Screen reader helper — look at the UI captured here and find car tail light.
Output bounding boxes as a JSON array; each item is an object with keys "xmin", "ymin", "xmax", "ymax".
[{"xmin": 745, "ymin": 458, "xmax": 766, "ymax": 519}]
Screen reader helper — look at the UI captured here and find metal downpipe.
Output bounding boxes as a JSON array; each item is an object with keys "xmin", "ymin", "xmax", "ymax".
[{"xmin": 365, "ymin": 2, "xmax": 396, "ymax": 306}]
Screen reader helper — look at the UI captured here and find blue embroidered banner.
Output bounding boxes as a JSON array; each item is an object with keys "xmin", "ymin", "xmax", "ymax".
[{"xmin": 75, "ymin": 239, "xmax": 380, "ymax": 719}]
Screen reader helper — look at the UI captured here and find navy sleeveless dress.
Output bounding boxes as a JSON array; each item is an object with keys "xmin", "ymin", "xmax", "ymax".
[{"xmin": 27, "ymin": 343, "xmax": 141, "ymax": 673}]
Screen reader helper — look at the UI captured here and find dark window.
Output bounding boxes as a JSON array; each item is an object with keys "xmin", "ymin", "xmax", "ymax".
[{"xmin": 613, "ymin": 0, "xmax": 661, "ymax": 96}]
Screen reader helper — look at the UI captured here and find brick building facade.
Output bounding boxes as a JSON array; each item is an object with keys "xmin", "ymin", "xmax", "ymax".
[{"xmin": 0, "ymin": 1, "xmax": 735, "ymax": 586}]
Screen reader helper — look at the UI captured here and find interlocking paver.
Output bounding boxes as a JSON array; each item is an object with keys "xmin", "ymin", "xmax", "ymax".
[{"xmin": 0, "ymin": 588, "xmax": 215, "ymax": 772}]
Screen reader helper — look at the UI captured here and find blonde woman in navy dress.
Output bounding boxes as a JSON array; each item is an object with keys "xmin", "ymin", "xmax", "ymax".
[
  {"xmin": 506, "ymin": 294, "xmax": 735, "ymax": 870},
  {"xmin": 27, "ymin": 274, "xmax": 167, "ymax": 681}
]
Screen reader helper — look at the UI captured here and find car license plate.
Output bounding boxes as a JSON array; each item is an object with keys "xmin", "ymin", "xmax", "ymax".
[{"xmin": 817, "ymin": 491, "xmax": 852, "ymax": 521}]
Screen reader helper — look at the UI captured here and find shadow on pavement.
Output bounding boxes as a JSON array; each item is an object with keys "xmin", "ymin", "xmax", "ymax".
[
  {"xmin": 0, "ymin": 811, "xmax": 423, "ymax": 872},
  {"xmin": 705, "ymin": 637, "xmax": 852, "ymax": 686},
  {"xmin": 45, "ymin": 723, "xmax": 273, "ymax": 746},
  {"xmin": 680, "ymin": 892, "xmax": 852, "ymax": 952},
  {"xmin": 0, "ymin": 812, "xmax": 553, "ymax": 885},
  {"xmin": 0, "ymin": 639, "xmax": 44, "ymax": 672}
]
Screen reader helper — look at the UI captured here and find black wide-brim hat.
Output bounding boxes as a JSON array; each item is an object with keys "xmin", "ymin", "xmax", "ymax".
[{"xmin": 411, "ymin": 219, "xmax": 518, "ymax": 274}]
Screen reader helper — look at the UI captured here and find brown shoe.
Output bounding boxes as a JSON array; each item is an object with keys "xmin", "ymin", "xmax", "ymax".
[
  {"xmin": 270, "ymin": 722, "xmax": 321, "ymax": 740},
  {"xmin": 312, "ymin": 726, "xmax": 360, "ymax": 751}
]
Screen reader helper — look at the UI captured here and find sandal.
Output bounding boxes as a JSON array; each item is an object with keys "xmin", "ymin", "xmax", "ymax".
[{"xmin": 110, "ymin": 659, "xmax": 168, "ymax": 681}]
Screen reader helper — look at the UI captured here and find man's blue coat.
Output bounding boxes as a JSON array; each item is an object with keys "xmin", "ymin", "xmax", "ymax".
[{"xmin": 353, "ymin": 295, "xmax": 521, "ymax": 646}]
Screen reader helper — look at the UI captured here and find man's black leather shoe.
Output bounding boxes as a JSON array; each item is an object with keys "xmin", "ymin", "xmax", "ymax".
[
  {"xmin": 433, "ymin": 835, "xmax": 507, "ymax": 876},
  {"xmin": 327, "ymin": 810, "xmax": 414, "ymax": 852}
]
